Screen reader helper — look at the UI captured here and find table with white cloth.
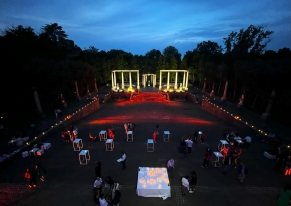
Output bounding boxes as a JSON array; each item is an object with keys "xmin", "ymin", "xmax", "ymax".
[{"xmin": 136, "ymin": 167, "xmax": 171, "ymax": 200}]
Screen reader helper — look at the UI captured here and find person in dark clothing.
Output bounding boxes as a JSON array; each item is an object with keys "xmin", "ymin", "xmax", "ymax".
[
  {"xmin": 95, "ymin": 161, "xmax": 101, "ymax": 177},
  {"xmin": 25, "ymin": 168, "xmax": 36, "ymax": 188},
  {"xmin": 194, "ymin": 130, "xmax": 199, "ymax": 144},
  {"xmin": 202, "ymin": 149, "xmax": 211, "ymax": 168},
  {"xmin": 111, "ymin": 190, "xmax": 121, "ymax": 206},
  {"xmin": 189, "ymin": 171, "xmax": 197, "ymax": 193}
]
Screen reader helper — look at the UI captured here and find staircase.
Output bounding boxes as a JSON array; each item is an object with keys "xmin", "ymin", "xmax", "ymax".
[{"xmin": 130, "ymin": 92, "xmax": 169, "ymax": 102}]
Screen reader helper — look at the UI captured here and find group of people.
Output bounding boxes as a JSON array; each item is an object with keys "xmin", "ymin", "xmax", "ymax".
[
  {"xmin": 123, "ymin": 122, "xmax": 135, "ymax": 134},
  {"xmin": 93, "ymin": 161, "xmax": 121, "ymax": 206},
  {"xmin": 24, "ymin": 164, "xmax": 46, "ymax": 188},
  {"xmin": 177, "ymin": 131, "xmax": 205, "ymax": 158},
  {"xmin": 61, "ymin": 125, "xmax": 78, "ymax": 142}
]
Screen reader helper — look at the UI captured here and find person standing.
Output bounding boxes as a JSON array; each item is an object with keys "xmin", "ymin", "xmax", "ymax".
[
  {"xmin": 167, "ymin": 158, "xmax": 175, "ymax": 178},
  {"xmin": 95, "ymin": 161, "xmax": 101, "ymax": 177},
  {"xmin": 124, "ymin": 123, "xmax": 128, "ymax": 134},
  {"xmin": 25, "ymin": 168, "xmax": 36, "ymax": 188},
  {"xmin": 237, "ymin": 163, "xmax": 248, "ymax": 182},
  {"xmin": 223, "ymin": 156, "xmax": 232, "ymax": 175},
  {"xmin": 153, "ymin": 131, "xmax": 159, "ymax": 143},
  {"xmin": 35, "ymin": 164, "xmax": 45, "ymax": 182},
  {"xmin": 121, "ymin": 152, "xmax": 126, "ymax": 169},
  {"xmin": 181, "ymin": 176, "xmax": 189, "ymax": 195},
  {"xmin": 194, "ymin": 130, "xmax": 199, "ymax": 144},
  {"xmin": 185, "ymin": 137, "xmax": 193, "ymax": 154},
  {"xmin": 201, "ymin": 148, "xmax": 211, "ymax": 168},
  {"xmin": 93, "ymin": 176, "xmax": 103, "ymax": 203},
  {"xmin": 111, "ymin": 190, "xmax": 121, "ymax": 206},
  {"xmin": 189, "ymin": 171, "xmax": 197, "ymax": 193}
]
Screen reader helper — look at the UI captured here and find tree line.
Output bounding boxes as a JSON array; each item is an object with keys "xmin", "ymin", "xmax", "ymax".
[{"xmin": 0, "ymin": 23, "xmax": 290, "ymax": 129}]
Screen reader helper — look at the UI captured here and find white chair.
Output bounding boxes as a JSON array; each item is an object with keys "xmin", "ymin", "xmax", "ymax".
[
  {"xmin": 147, "ymin": 139, "xmax": 154, "ymax": 152},
  {"xmin": 163, "ymin": 131, "xmax": 170, "ymax": 142},
  {"xmin": 127, "ymin": 131, "xmax": 133, "ymax": 142},
  {"xmin": 218, "ymin": 140, "xmax": 229, "ymax": 150},
  {"xmin": 99, "ymin": 130, "xmax": 107, "ymax": 141},
  {"xmin": 79, "ymin": 150, "xmax": 90, "ymax": 165},
  {"xmin": 73, "ymin": 139, "xmax": 83, "ymax": 151},
  {"xmin": 105, "ymin": 139, "xmax": 114, "ymax": 151}
]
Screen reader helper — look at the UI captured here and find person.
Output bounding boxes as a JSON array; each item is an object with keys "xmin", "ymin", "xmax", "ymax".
[
  {"xmin": 104, "ymin": 176, "xmax": 114, "ymax": 202},
  {"xmin": 232, "ymin": 150, "xmax": 239, "ymax": 168},
  {"xmin": 266, "ymin": 132, "xmax": 275, "ymax": 143},
  {"xmin": 123, "ymin": 123, "xmax": 128, "ymax": 134},
  {"xmin": 284, "ymin": 155, "xmax": 291, "ymax": 176},
  {"xmin": 111, "ymin": 190, "xmax": 121, "ymax": 206},
  {"xmin": 194, "ymin": 130, "xmax": 199, "ymax": 144},
  {"xmin": 237, "ymin": 163, "xmax": 248, "ymax": 182},
  {"xmin": 200, "ymin": 133, "xmax": 206, "ymax": 144},
  {"xmin": 121, "ymin": 152, "xmax": 126, "ymax": 169},
  {"xmin": 185, "ymin": 137, "xmax": 193, "ymax": 154},
  {"xmin": 99, "ymin": 193, "xmax": 108, "ymax": 206},
  {"xmin": 189, "ymin": 171, "xmax": 197, "ymax": 193},
  {"xmin": 180, "ymin": 137, "xmax": 186, "ymax": 146},
  {"xmin": 223, "ymin": 156, "xmax": 232, "ymax": 175},
  {"xmin": 94, "ymin": 176, "xmax": 103, "ymax": 198},
  {"xmin": 243, "ymin": 136, "xmax": 252, "ymax": 148},
  {"xmin": 108, "ymin": 127, "xmax": 112, "ymax": 139},
  {"xmin": 220, "ymin": 145, "xmax": 229, "ymax": 163},
  {"xmin": 95, "ymin": 161, "xmax": 101, "ymax": 177},
  {"xmin": 153, "ymin": 131, "xmax": 159, "ymax": 143},
  {"xmin": 25, "ymin": 168, "xmax": 36, "ymax": 188},
  {"xmin": 35, "ymin": 164, "xmax": 45, "ymax": 182},
  {"xmin": 167, "ymin": 158, "xmax": 175, "ymax": 178},
  {"xmin": 111, "ymin": 127, "xmax": 115, "ymax": 139},
  {"xmin": 181, "ymin": 176, "xmax": 189, "ymax": 195},
  {"xmin": 89, "ymin": 133, "xmax": 97, "ymax": 141},
  {"xmin": 202, "ymin": 148, "xmax": 211, "ymax": 168}
]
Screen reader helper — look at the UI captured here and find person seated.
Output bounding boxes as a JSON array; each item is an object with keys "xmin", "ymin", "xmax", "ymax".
[
  {"xmin": 243, "ymin": 136, "xmax": 252, "ymax": 148},
  {"xmin": 89, "ymin": 133, "xmax": 97, "ymax": 141}
]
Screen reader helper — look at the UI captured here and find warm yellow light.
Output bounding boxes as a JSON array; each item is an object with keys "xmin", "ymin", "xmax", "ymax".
[
  {"xmin": 55, "ymin": 123, "xmax": 58, "ymax": 125},
  {"xmin": 35, "ymin": 137, "xmax": 37, "ymax": 139},
  {"xmin": 265, "ymin": 133, "xmax": 267, "ymax": 135},
  {"xmin": 51, "ymin": 126, "xmax": 53, "ymax": 128},
  {"xmin": 246, "ymin": 122, "xmax": 248, "ymax": 124},
  {"xmin": 251, "ymin": 126, "xmax": 254, "ymax": 128},
  {"xmin": 42, "ymin": 132, "xmax": 45, "ymax": 135}
]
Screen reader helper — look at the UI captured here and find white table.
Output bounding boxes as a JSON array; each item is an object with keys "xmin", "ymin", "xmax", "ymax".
[
  {"xmin": 236, "ymin": 139, "xmax": 244, "ymax": 147},
  {"xmin": 73, "ymin": 139, "xmax": 83, "ymax": 151},
  {"xmin": 99, "ymin": 130, "xmax": 107, "ymax": 141},
  {"xmin": 79, "ymin": 150, "xmax": 90, "ymax": 165},
  {"xmin": 147, "ymin": 139, "xmax": 154, "ymax": 152},
  {"xmin": 234, "ymin": 136, "xmax": 242, "ymax": 140},
  {"xmin": 127, "ymin": 131, "xmax": 133, "ymax": 142},
  {"xmin": 218, "ymin": 140, "xmax": 229, "ymax": 150},
  {"xmin": 136, "ymin": 167, "xmax": 171, "ymax": 200},
  {"xmin": 105, "ymin": 139, "xmax": 114, "ymax": 151},
  {"xmin": 212, "ymin": 152, "xmax": 223, "ymax": 167},
  {"xmin": 163, "ymin": 131, "xmax": 170, "ymax": 142}
]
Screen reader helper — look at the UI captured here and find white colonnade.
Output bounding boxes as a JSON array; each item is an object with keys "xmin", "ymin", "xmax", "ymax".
[
  {"xmin": 111, "ymin": 70, "xmax": 140, "ymax": 92},
  {"xmin": 159, "ymin": 70, "xmax": 189, "ymax": 91},
  {"xmin": 142, "ymin": 74, "xmax": 157, "ymax": 87}
]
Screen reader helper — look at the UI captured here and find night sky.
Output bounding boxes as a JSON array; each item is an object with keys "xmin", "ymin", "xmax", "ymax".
[{"xmin": 0, "ymin": 0, "xmax": 290, "ymax": 56}]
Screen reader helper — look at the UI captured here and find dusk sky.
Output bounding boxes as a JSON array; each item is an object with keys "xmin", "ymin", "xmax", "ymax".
[{"xmin": 0, "ymin": 0, "xmax": 290, "ymax": 56}]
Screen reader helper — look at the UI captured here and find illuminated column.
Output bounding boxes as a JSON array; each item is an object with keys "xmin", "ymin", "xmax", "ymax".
[
  {"xmin": 137, "ymin": 71, "xmax": 140, "ymax": 89},
  {"xmin": 121, "ymin": 72, "xmax": 124, "ymax": 89},
  {"xmin": 237, "ymin": 93, "xmax": 245, "ymax": 108},
  {"xmin": 94, "ymin": 78, "xmax": 98, "ymax": 93},
  {"xmin": 210, "ymin": 83, "xmax": 215, "ymax": 97},
  {"xmin": 74, "ymin": 80, "xmax": 80, "ymax": 100},
  {"xmin": 182, "ymin": 72, "xmax": 185, "ymax": 89},
  {"xmin": 202, "ymin": 78, "xmax": 206, "ymax": 92},
  {"xmin": 221, "ymin": 80, "xmax": 228, "ymax": 101},
  {"xmin": 114, "ymin": 71, "xmax": 117, "ymax": 89},
  {"xmin": 185, "ymin": 71, "xmax": 189, "ymax": 89},
  {"xmin": 167, "ymin": 71, "xmax": 170, "ymax": 90},
  {"xmin": 153, "ymin": 75, "xmax": 156, "ymax": 87},
  {"xmin": 262, "ymin": 90, "xmax": 276, "ymax": 119},
  {"xmin": 175, "ymin": 72, "xmax": 178, "ymax": 89},
  {"xmin": 129, "ymin": 71, "xmax": 132, "ymax": 89},
  {"xmin": 159, "ymin": 71, "xmax": 162, "ymax": 89},
  {"xmin": 111, "ymin": 72, "xmax": 114, "ymax": 90},
  {"xmin": 32, "ymin": 87, "xmax": 45, "ymax": 117},
  {"xmin": 142, "ymin": 75, "xmax": 144, "ymax": 87}
]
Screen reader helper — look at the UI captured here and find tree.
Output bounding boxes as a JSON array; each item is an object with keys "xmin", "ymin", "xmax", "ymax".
[
  {"xmin": 223, "ymin": 25, "xmax": 273, "ymax": 54},
  {"xmin": 194, "ymin": 41, "xmax": 222, "ymax": 54},
  {"xmin": 41, "ymin": 23, "xmax": 68, "ymax": 42},
  {"xmin": 163, "ymin": 46, "xmax": 181, "ymax": 64}
]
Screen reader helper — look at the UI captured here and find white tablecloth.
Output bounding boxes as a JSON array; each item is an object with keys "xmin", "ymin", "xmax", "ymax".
[{"xmin": 136, "ymin": 167, "xmax": 171, "ymax": 200}]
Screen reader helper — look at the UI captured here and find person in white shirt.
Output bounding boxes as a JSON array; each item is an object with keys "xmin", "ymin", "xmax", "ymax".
[
  {"xmin": 121, "ymin": 152, "xmax": 126, "ymax": 169},
  {"xmin": 181, "ymin": 176, "xmax": 189, "ymax": 195},
  {"xmin": 94, "ymin": 176, "xmax": 103, "ymax": 192},
  {"xmin": 167, "ymin": 158, "xmax": 175, "ymax": 178},
  {"xmin": 243, "ymin": 136, "xmax": 252, "ymax": 148},
  {"xmin": 99, "ymin": 194, "xmax": 108, "ymax": 206},
  {"xmin": 185, "ymin": 137, "xmax": 193, "ymax": 154}
]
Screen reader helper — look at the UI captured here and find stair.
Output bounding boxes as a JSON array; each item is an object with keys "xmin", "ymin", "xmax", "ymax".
[{"xmin": 130, "ymin": 92, "xmax": 169, "ymax": 102}]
